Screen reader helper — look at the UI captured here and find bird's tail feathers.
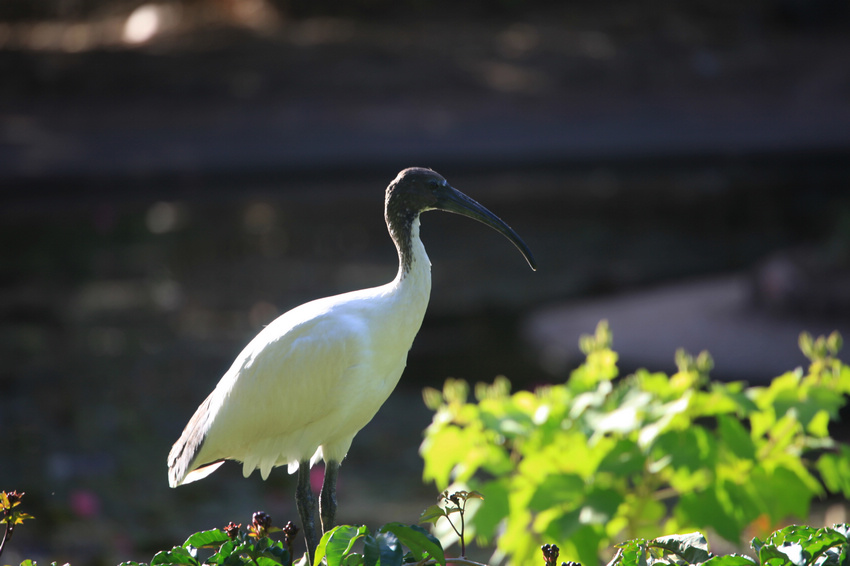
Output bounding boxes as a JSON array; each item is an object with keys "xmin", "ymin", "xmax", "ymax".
[{"xmin": 167, "ymin": 392, "xmax": 215, "ymax": 487}]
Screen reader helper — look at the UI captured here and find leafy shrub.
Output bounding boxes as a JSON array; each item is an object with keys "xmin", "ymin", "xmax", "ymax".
[
  {"xmin": 116, "ymin": 514, "xmax": 446, "ymax": 566},
  {"xmin": 608, "ymin": 523, "xmax": 850, "ymax": 566},
  {"xmin": 6, "ymin": 489, "xmax": 850, "ymax": 566},
  {"xmin": 420, "ymin": 322, "xmax": 850, "ymax": 566}
]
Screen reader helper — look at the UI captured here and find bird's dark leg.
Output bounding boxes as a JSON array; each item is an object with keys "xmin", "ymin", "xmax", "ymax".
[
  {"xmin": 296, "ymin": 461, "xmax": 318, "ymax": 564},
  {"xmin": 319, "ymin": 460, "xmax": 339, "ymax": 534}
]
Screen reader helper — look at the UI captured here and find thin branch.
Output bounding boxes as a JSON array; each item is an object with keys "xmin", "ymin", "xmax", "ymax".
[{"xmin": 0, "ymin": 521, "xmax": 12, "ymax": 559}]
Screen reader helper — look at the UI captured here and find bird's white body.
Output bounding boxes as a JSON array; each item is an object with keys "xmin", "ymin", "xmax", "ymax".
[
  {"xmin": 168, "ymin": 168, "xmax": 535, "ymax": 562},
  {"xmin": 168, "ymin": 219, "xmax": 431, "ymax": 487}
]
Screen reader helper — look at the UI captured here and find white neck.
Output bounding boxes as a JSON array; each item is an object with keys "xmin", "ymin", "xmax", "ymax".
[{"xmin": 392, "ymin": 215, "xmax": 431, "ymax": 312}]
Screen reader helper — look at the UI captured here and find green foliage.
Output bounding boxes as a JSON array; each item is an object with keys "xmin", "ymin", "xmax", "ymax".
[
  {"xmin": 1, "ymin": 491, "xmax": 33, "ymax": 562},
  {"xmin": 420, "ymin": 322, "xmax": 850, "ymax": 566},
  {"xmin": 108, "ymin": 515, "xmax": 445, "ymax": 566},
  {"xmin": 420, "ymin": 490, "xmax": 483, "ymax": 558},
  {"xmin": 606, "ymin": 524, "xmax": 850, "ymax": 566},
  {"xmin": 314, "ymin": 522, "xmax": 445, "ymax": 566}
]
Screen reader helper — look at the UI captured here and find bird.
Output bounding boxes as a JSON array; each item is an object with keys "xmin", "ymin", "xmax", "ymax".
[{"xmin": 167, "ymin": 167, "xmax": 536, "ymax": 562}]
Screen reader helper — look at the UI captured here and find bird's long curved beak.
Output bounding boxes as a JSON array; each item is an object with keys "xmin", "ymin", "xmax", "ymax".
[{"xmin": 436, "ymin": 185, "xmax": 537, "ymax": 271}]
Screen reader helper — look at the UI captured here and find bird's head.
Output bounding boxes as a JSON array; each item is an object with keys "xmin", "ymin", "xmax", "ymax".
[{"xmin": 385, "ymin": 167, "xmax": 536, "ymax": 270}]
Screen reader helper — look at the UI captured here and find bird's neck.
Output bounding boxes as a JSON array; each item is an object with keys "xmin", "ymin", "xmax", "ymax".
[{"xmin": 392, "ymin": 215, "xmax": 432, "ymax": 306}]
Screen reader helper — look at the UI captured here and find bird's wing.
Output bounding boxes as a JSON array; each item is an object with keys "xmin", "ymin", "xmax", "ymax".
[{"xmin": 169, "ymin": 297, "xmax": 373, "ymax": 485}]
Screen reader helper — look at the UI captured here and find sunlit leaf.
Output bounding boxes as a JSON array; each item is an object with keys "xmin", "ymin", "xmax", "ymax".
[
  {"xmin": 315, "ymin": 525, "xmax": 367, "ymax": 566},
  {"xmin": 184, "ymin": 528, "xmax": 231, "ymax": 549},
  {"xmin": 650, "ymin": 532, "xmax": 711, "ymax": 563},
  {"xmin": 418, "ymin": 505, "xmax": 447, "ymax": 525},
  {"xmin": 380, "ymin": 523, "xmax": 445, "ymax": 566}
]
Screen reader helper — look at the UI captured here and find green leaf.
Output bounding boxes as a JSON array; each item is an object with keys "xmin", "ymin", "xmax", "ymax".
[
  {"xmin": 364, "ymin": 532, "xmax": 403, "ymax": 566},
  {"xmin": 258, "ymin": 541, "xmax": 290, "ymax": 565},
  {"xmin": 421, "ymin": 425, "xmax": 467, "ymax": 487},
  {"xmin": 184, "ymin": 529, "xmax": 231, "ymax": 549},
  {"xmin": 718, "ymin": 415, "xmax": 755, "ymax": 461},
  {"xmin": 702, "ymin": 555, "xmax": 757, "ymax": 566},
  {"xmin": 150, "ymin": 546, "xmax": 201, "ymax": 566},
  {"xmin": 650, "ymin": 532, "xmax": 712, "ymax": 564},
  {"xmin": 613, "ymin": 539, "xmax": 648, "ymax": 566},
  {"xmin": 418, "ymin": 504, "xmax": 447, "ymax": 525},
  {"xmin": 580, "ymin": 487, "xmax": 623, "ymax": 526},
  {"xmin": 817, "ymin": 446, "xmax": 850, "ymax": 497},
  {"xmin": 380, "ymin": 523, "xmax": 445, "ymax": 566},
  {"xmin": 469, "ymin": 478, "xmax": 509, "ymax": 542},
  {"xmin": 597, "ymin": 439, "xmax": 647, "ymax": 477},
  {"xmin": 315, "ymin": 525, "xmax": 368, "ymax": 566},
  {"xmin": 205, "ymin": 540, "xmax": 242, "ymax": 565},
  {"xmin": 376, "ymin": 532, "xmax": 403, "ymax": 566},
  {"xmin": 774, "ymin": 542, "xmax": 808, "ymax": 566},
  {"xmin": 529, "ymin": 473, "xmax": 585, "ymax": 512},
  {"xmin": 677, "ymin": 486, "xmax": 743, "ymax": 542},
  {"xmin": 751, "ymin": 465, "xmax": 818, "ymax": 522}
]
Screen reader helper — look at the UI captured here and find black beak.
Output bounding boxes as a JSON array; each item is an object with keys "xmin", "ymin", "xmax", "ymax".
[{"xmin": 435, "ymin": 185, "xmax": 537, "ymax": 271}]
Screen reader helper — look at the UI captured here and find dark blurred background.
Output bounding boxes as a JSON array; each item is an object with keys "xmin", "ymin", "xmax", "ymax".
[{"xmin": 2, "ymin": 1, "xmax": 850, "ymax": 564}]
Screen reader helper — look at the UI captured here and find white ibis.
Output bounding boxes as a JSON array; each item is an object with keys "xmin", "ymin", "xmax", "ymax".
[{"xmin": 167, "ymin": 167, "xmax": 535, "ymax": 561}]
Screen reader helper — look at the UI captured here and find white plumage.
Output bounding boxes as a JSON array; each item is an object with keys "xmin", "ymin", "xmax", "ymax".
[
  {"xmin": 168, "ymin": 217, "xmax": 432, "ymax": 487},
  {"xmin": 167, "ymin": 167, "xmax": 535, "ymax": 562}
]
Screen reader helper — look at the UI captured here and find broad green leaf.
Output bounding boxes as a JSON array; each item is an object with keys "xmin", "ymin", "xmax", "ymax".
[
  {"xmin": 579, "ymin": 487, "xmax": 623, "ymax": 526},
  {"xmin": 376, "ymin": 532, "xmax": 403, "ymax": 566},
  {"xmin": 830, "ymin": 523, "xmax": 850, "ymax": 538},
  {"xmin": 613, "ymin": 539, "xmax": 648, "ymax": 566},
  {"xmin": 205, "ymin": 540, "xmax": 240, "ymax": 565},
  {"xmin": 817, "ymin": 446, "xmax": 850, "ymax": 497},
  {"xmin": 315, "ymin": 525, "xmax": 368, "ymax": 566},
  {"xmin": 418, "ymin": 504, "xmax": 447, "ymax": 525},
  {"xmin": 420, "ymin": 425, "xmax": 467, "ymax": 487},
  {"xmin": 151, "ymin": 546, "xmax": 200, "ymax": 566},
  {"xmin": 184, "ymin": 529, "xmax": 231, "ymax": 549},
  {"xmin": 652, "ymin": 426, "xmax": 717, "ymax": 472},
  {"xmin": 597, "ymin": 439, "xmax": 646, "ymax": 477},
  {"xmin": 529, "ymin": 473, "xmax": 585, "ymax": 512},
  {"xmin": 568, "ymin": 523, "xmax": 606, "ymax": 566},
  {"xmin": 718, "ymin": 415, "xmax": 756, "ymax": 461},
  {"xmin": 774, "ymin": 542, "xmax": 808, "ymax": 566},
  {"xmin": 468, "ymin": 478, "xmax": 509, "ymax": 542},
  {"xmin": 363, "ymin": 532, "xmax": 402, "ymax": 566},
  {"xmin": 380, "ymin": 523, "xmax": 445, "ymax": 566},
  {"xmin": 677, "ymin": 486, "xmax": 743, "ymax": 543},
  {"xmin": 702, "ymin": 555, "xmax": 757, "ymax": 566},
  {"xmin": 798, "ymin": 526, "xmax": 847, "ymax": 558},
  {"xmin": 650, "ymin": 532, "xmax": 712, "ymax": 563},
  {"xmin": 751, "ymin": 465, "xmax": 817, "ymax": 522}
]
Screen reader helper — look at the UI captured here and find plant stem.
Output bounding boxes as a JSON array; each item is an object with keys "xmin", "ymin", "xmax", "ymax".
[
  {"xmin": 459, "ymin": 500, "xmax": 466, "ymax": 557},
  {"xmin": 0, "ymin": 521, "xmax": 12, "ymax": 559}
]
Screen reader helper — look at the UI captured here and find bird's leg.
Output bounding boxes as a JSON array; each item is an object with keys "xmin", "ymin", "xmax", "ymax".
[
  {"xmin": 296, "ymin": 461, "xmax": 318, "ymax": 565},
  {"xmin": 319, "ymin": 460, "xmax": 339, "ymax": 534}
]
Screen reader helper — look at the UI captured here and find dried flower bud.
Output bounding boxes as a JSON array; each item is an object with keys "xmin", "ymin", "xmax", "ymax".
[
  {"xmin": 223, "ymin": 522, "xmax": 241, "ymax": 540},
  {"xmin": 252, "ymin": 511, "xmax": 272, "ymax": 531},
  {"xmin": 282, "ymin": 521, "xmax": 299, "ymax": 542},
  {"xmin": 6, "ymin": 492, "xmax": 24, "ymax": 506},
  {"xmin": 541, "ymin": 544, "xmax": 560, "ymax": 566}
]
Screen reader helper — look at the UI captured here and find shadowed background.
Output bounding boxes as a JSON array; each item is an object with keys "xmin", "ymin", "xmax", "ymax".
[{"xmin": 2, "ymin": 1, "xmax": 850, "ymax": 564}]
